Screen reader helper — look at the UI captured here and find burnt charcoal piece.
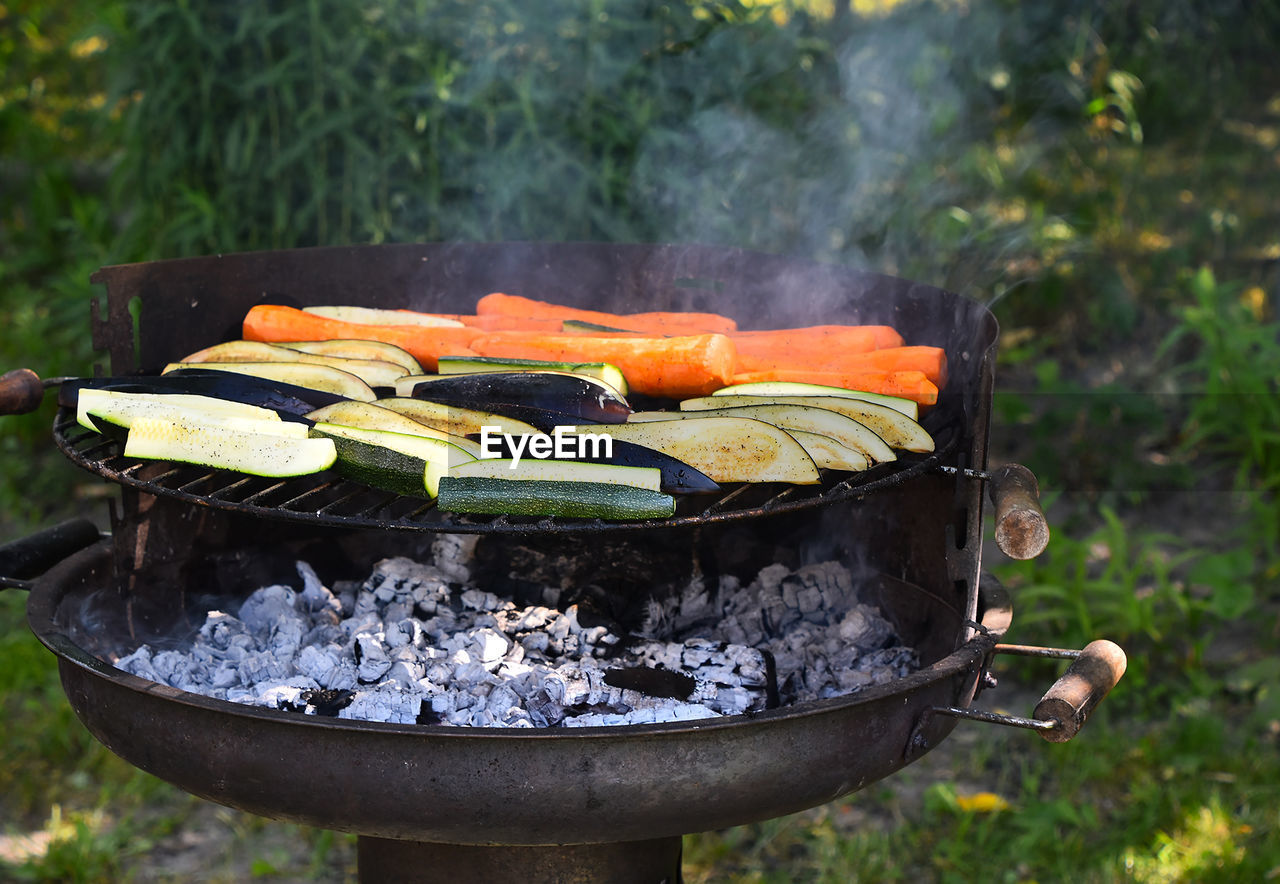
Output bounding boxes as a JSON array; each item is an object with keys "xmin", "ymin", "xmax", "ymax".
[
  {"xmin": 760, "ymin": 649, "xmax": 780, "ymax": 709},
  {"xmin": 300, "ymin": 688, "xmax": 355, "ymax": 717},
  {"xmin": 604, "ymin": 666, "xmax": 697, "ymax": 700}
]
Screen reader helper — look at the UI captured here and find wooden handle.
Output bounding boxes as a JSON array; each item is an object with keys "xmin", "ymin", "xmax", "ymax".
[
  {"xmin": 988, "ymin": 463, "xmax": 1050, "ymax": 560},
  {"xmin": 1034, "ymin": 640, "xmax": 1127, "ymax": 742},
  {"xmin": 0, "ymin": 369, "xmax": 46, "ymax": 416}
]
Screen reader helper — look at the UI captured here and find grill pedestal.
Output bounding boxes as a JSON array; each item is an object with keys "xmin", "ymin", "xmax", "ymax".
[{"xmin": 356, "ymin": 836, "xmax": 683, "ymax": 883}]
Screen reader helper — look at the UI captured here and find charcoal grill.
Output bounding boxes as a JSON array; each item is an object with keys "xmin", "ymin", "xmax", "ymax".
[{"xmin": 2, "ymin": 242, "xmax": 1124, "ymax": 883}]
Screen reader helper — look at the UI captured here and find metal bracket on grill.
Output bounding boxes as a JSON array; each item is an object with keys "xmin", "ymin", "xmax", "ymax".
[
  {"xmin": 938, "ymin": 462, "xmax": 1050, "ymax": 560},
  {"xmin": 912, "ymin": 639, "xmax": 1127, "ymax": 746}
]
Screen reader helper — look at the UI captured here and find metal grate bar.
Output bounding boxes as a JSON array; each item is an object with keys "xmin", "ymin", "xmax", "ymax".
[
  {"xmin": 241, "ymin": 481, "xmax": 290, "ymax": 506},
  {"xmin": 176, "ymin": 472, "xmax": 221, "ymax": 493},
  {"xmin": 113, "ymin": 461, "xmax": 150, "ymax": 478},
  {"xmin": 401, "ymin": 500, "xmax": 439, "ymax": 520},
  {"xmin": 316, "ymin": 487, "xmax": 366, "ymax": 515},
  {"xmin": 207, "ymin": 476, "xmax": 256, "ymax": 500},
  {"xmin": 759, "ymin": 486, "xmax": 800, "ymax": 510},
  {"xmin": 696, "ymin": 483, "xmax": 754, "ymax": 516},
  {"xmin": 348, "ymin": 491, "xmax": 403, "ymax": 519},
  {"xmin": 277, "ymin": 480, "xmax": 344, "ymax": 510},
  {"xmin": 78, "ymin": 438, "xmax": 120, "ymax": 460},
  {"xmin": 144, "ymin": 467, "xmax": 184, "ymax": 485}
]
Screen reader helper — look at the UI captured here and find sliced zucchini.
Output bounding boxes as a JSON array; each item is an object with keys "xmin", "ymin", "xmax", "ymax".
[
  {"xmin": 634, "ymin": 404, "xmax": 894, "ymax": 463},
  {"xmin": 176, "ymin": 340, "xmax": 408, "ymax": 388},
  {"xmin": 303, "ymin": 400, "xmax": 482, "ymax": 457},
  {"xmin": 76, "ymin": 389, "xmax": 283, "ymax": 433},
  {"xmin": 310, "ymin": 422, "xmax": 477, "ymax": 497},
  {"xmin": 710, "ymin": 382, "xmax": 917, "ymax": 419},
  {"xmin": 436, "ymin": 356, "xmax": 628, "ymax": 396},
  {"xmin": 162, "ymin": 362, "xmax": 377, "ymax": 402},
  {"xmin": 681, "ymin": 395, "xmax": 930, "ymax": 453},
  {"xmin": 567, "ymin": 417, "xmax": 820, "ymax": 484},
  {"xmin": 447, "ymin": 458, "xmax": 661, "ymax": 491},
  {"xmin": 124, "ymin": 417, "xmax": 336, "ymax": 477},
  {"xmin": 437, "ymin": 477, "xmax": 675, "ymax": 520},
  {"xmin": 376, "ymin": 397, "xmax": 542, "ymax": 438},
  {"xmin": 273, "ymin": 340, "xmax": 423, "ymax": 375},
  {"xmin": 302, "ymin": 306, "xmax": 464, "ymax": 328}
]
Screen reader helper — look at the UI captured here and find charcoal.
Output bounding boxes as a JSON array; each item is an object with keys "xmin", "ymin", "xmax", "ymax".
[
  {"xmin": 604, "ymin": 667, "xmax": 696, "ymax": 700},
  {"xmin": 110, "ymin": 545, "xmax": 917, "ymax": 728}
]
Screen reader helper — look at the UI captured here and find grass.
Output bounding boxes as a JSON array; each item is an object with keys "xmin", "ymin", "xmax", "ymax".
[{"xmin": 3, "ymin": 0, "xmax": 1280, "ymax": 880}]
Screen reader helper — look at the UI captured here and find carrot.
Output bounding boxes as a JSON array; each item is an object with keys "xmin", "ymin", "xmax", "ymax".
[
  {"xmin": 729, "ymin": 325, "xmax": 904, "ymax": 374},
  {"xmin": 730, "ymin": 324, "xmax": 902, "ymax": 348},
  {"xmin": 456, "ymin": 314, "xmax": 568, "ymax": 332},
  {"xmin": 817, "ymin": 346, "xmax": 948, "ymax": 388},
  {"xmin": 470, "ymin": 331, "xmax": 737, "ymax": 398},
  {"xmin": 735, "ymin": 344, "xmax": 947, "ymax": 388},
  {"xmin": 729, "ymin": 369, "xmax": 939, "ymax": 407},
  {"xmin": 243, "ymin": 304, "xmax": 482, "ymax": 372},
  {"xmin": 476, "ymin": 292, "xmax": 738, "ymax": 335}
]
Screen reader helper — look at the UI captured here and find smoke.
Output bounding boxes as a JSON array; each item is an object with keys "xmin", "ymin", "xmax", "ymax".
[{"xmin": 623, "ymin": 3, "xmax": 1007, "ymax": 285}]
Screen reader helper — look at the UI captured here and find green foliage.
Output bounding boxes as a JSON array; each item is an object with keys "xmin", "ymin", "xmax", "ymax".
[
  {"xmin": 0, "ymin": 2, "xmax": 123, "ymax": 532},
  {"xmin": 993, "ymin": 505, "xmax": 1222, "ymax": 689},
  {"xmin": 1166, "ymin": 266, "xmax": 1280, "ymax": 486}
]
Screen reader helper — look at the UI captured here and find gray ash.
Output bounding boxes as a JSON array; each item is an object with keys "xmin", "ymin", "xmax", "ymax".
[{"xmin": 113, "ymin": 534, "xmax": 917, "ymax": 728}]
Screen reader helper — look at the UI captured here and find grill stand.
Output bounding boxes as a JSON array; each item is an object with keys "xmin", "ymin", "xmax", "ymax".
[{"xmin": 356, "ymin": 837, "xmax": 683, "ymax": 884}]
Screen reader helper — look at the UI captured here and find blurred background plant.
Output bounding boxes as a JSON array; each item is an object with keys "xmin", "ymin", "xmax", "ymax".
[{"xmin": 3, "ymin": 0, "xmax": 1279, "ymax": 880}]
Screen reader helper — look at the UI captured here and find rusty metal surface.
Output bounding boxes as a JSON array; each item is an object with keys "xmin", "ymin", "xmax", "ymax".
[{"xmin": 27, "ymin": 539, "xmax": 1000, "ymax": 845}]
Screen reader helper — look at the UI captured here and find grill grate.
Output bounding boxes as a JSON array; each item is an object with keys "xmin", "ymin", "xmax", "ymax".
[{"xmin": 54, "ymin": 408, "xmax": 951, "ymax": 535}]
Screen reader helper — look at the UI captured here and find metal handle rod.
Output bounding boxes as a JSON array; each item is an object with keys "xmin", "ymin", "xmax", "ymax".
[
  {"xmin": 926, "ymin": 705, "xmax": 1059, "ymax": 732},
  {"xmin": 994, "ymin": 643, "xmax": 1081, "ymax": 660}
]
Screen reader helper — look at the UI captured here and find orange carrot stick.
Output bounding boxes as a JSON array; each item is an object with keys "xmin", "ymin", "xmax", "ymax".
[
  {"xmin": 243, "ymin": 305, "xmax": 481, "ymax": 372},
  {"xmin": 455, "ymin": 314, "xmax": 568, "ymax": 332},
  {"xmin": 476, "ymin": 292, "xmax": 738, "ymax": 335},
  {"xmin": 729, "ymin": 325, "xmax": 905, "ymax": 374},
  {"xmin": 730, "ymin": 324, "xmax": 903, "ymax": 348},
  {"xmin": 470, "ymin": 331, "xmax": 737, "ymax": 398},
  {"xmin": 816, "ymin": 346, "xmax": 948, "ymax": 388},
  {"xmin": 729, "ymin": 369, "xmax": 939, "ymax": 407},
  {"xmin": 743, "ymin": 345, "xmax": 948, "ymax": 388}
]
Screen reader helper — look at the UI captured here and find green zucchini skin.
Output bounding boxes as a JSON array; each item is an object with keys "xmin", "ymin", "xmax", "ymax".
[
  {"xmin": 481, "ymin": 435, "xmax": 719, "ymax": 495},
  {"xmin": 309, "ymin": 423, "xmax": 475, "ymax": 498},
  {"xmin": 317, "ymin": 432, "xmax": 435, "ymax": 498},
  {"xmin": 437, "ymin": 477, "xmax": 675, "ymax": 520}
]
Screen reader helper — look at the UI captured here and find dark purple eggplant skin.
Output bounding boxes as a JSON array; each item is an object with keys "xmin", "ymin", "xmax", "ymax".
[
  {"xmin": 408, "ymin": 372, "xmax": 631, "ymax": 424},
  {"xmin": 57, "ymin": 370, "xmax": 340, "ymax": 421},
  {"xmin": 473, "ymin": 435, "xmax": 719, "ymax": 495},
  {"xmin": 583, "ymin": 439, "xmax": 719, "ymax": 495}
]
